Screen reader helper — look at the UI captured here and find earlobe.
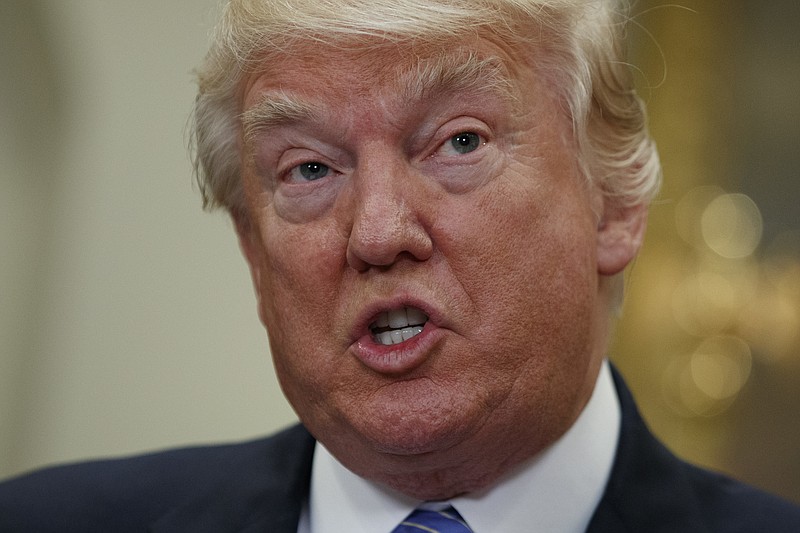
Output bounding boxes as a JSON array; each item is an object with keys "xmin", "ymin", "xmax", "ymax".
[{"xmin": 596, "ymin": 203, "xmax": 648, "ymax": 276}]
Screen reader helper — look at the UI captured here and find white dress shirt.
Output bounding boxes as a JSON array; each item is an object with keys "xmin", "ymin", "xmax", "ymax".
[{"xmin": 297, "ymin": 361, "xmax": 620, "ymax": 532}]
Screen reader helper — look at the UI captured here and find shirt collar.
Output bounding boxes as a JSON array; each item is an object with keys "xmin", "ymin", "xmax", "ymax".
[{"xmin": 302, "ymin": 361, "xmax": 620, "ymax": 533}]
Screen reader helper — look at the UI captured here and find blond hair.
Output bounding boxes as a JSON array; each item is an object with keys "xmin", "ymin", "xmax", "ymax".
[{"xmin": 191, "ymin": 0, "xmax": 661, "ymax": 213}]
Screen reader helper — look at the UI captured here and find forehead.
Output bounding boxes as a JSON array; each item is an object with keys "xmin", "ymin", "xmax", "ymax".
[{"xmin": 240, "ymin": 34, "xmax": 536, "ymax": 115}]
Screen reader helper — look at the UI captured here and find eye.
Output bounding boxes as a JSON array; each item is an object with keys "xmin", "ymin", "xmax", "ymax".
[
  {"xmin": 442, "ymin": 132, "xmax": 483, "ymax": 155},
  {"xmin": 288, "ymin": 161, "xmax": 330, "ymax": 182}
]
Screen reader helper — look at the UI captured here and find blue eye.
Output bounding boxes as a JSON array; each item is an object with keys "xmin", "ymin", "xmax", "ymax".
[
  {"xmin": 450, "ymin": 132, "xmax": 481, "ymax": 154},
  {"xmin": 296, "ymin": 162, "xmax": 329, "ymax": 181}
]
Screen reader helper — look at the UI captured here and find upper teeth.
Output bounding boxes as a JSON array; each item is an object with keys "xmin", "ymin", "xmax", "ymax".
[{"xmin": 370, "ymin": 307, "xmax": 428, "ymax": 345}]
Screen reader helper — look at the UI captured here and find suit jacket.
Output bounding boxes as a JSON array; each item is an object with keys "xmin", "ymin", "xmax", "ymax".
[{"xmin": 1, "ymin": 370, "xmax": 799, "ymax": 532}]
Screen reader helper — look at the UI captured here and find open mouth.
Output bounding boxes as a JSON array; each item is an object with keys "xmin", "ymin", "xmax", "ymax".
[{"xmin": 369, "ymin": 306, "xmax": 428, "ymax": 346}]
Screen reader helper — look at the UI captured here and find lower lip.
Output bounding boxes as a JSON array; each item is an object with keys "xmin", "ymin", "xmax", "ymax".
[{"xmin": 351, "ymin": 324, "xmax": 442, "ymax": 374}]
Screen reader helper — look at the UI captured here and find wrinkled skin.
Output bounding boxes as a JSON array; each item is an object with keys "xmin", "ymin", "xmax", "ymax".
[{"xmin": 234, "ymin": 34, "xmax": 647, "ymax": 499}]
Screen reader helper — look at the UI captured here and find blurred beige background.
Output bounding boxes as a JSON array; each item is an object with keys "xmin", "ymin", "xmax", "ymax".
[
  {"xmin": 1, "ymin": 0, "xmax": 798, "ymax": 504},
  {"xmin": 0, "ymin": 0, "xmax": 298, "ymax": 480}
]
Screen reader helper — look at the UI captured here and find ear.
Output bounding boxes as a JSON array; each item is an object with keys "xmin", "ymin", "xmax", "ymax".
[
  {"xmin": 231, "ymin": 209, "xmax": 267, "ymax": 323},
  {"xmin": 596, "ymin": 202, "xmax": 648, "ymax": 276}
]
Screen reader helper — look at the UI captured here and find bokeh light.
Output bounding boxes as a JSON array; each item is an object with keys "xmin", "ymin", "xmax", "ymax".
[
  {"xmin": 701, "ymin": 193, "xmax": 763, "ymax": 258},
  {"xmin": 662, "ymin": 336, "xmax": 752, "ymax": 417}
]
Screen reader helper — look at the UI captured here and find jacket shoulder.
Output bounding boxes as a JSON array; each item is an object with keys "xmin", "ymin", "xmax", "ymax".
[
  {"xmin": 590, "ymin": 367, "xmax": 800, "ymax": 533},
  {"xmin": 683, "ymin": 462, "xmax": 800, "ymax": 532},
  {"xmin": 0, "ymin": 425, "xmax": 313, "ymax": 532}
]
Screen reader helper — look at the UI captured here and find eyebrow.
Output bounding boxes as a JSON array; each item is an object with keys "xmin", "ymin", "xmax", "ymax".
[
  {"xmin": 239, "ymin": 51, "xmax": 518, "ymax": 145},
  {"xmin": 240, "ymin": 91, "xmax": 320, "ymax": 145}
]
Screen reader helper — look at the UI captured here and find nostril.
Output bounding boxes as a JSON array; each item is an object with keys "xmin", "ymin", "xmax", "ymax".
[{"xmin": 346, "ymin": 245, "xmax": 372, "ymax": 272}]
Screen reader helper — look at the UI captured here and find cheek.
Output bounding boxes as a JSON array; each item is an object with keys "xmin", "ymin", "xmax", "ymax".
[
  {"xmin": 256, "ymin": 218, "xmax": 347, "ymax": 364},
  {"xmin": 441, "ymin": 175, "xmax": 598, "ymax": 354},
  {"xmin": 262, "ymin": 216, "xmax": 343, "ymax": 291}
]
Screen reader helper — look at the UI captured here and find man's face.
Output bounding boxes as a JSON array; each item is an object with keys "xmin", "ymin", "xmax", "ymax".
[{"xmin": 236, "ymin": 34, "xmax": 643, "ymax": 498}]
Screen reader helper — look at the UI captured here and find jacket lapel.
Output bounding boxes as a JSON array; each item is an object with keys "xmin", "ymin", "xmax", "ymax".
[
  {"xmin": 586, "ymin": 368, "xmax": 711, "ymax": 533},
  {"xmin": 149, "ymin": 425, "xmax": 315, "ymax": 533}
]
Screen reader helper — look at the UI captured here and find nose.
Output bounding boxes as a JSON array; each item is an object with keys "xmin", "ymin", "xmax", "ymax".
[{"xmin": 345, "ymin": 157, "xmax": 433, "ymax": 272}]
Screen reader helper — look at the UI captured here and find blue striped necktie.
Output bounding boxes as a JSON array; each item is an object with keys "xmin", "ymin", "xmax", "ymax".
[{"xmin": 391, "ymin": 505, "xmax": 474, "ymax": 532}]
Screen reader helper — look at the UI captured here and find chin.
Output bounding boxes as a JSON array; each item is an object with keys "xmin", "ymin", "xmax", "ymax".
[
  {"xmin": 367, "ymin": 423, "xmax": 466, "ymax": 457},
  {"xmin": 353, "ymin": 388, "xmax": 485, "ymax": 454}
]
